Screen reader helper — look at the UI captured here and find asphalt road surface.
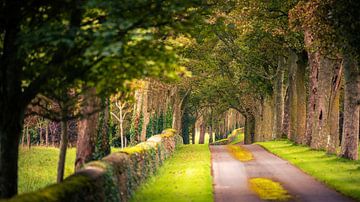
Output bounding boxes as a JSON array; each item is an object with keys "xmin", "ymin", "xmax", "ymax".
[{"xmin": 210, "ymin": 144, "xmax": 353, "ymax": 202}]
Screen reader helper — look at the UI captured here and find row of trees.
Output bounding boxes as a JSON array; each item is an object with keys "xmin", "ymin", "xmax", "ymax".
[
  {"xmin": 0, "ymin": 0, "xmax": 212, "ymax": 198},
  {"xmin": 177, "ymin": 0, "xmax": 359, "ymax": 159}
]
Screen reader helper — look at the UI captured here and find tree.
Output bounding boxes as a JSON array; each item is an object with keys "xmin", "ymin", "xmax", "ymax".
[
  {"xmin": 110, "ymin": 97, "xmax": 132, "ymax": 149},
  {"xmin": 0, "ymin": 0, "xmax": 209, "ymax": 197}
]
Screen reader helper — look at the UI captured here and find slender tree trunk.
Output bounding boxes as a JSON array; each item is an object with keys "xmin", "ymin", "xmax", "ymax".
[
  {"xmin": 45, "ymin": 123, "xmax": 49, "ymax": 147},
  {"xmin": 39, "ymin": 123, "xmax": 43, "ymax": 146},
  {"xmin": 283, "ymin": 86, "xmax": 290, "ymax": 138},
  {"xmin": 191, "ymin": 123, "xmax": 195, "ymax": 144},
  {"xmin": 27, "ymin": 125, "xmax": 31, "ymax": 149},
  {"xmin": 273, "ymin": 57, "xmax": 285, "ymax": 139},
  {"xmin": 209, "ymin": 125, "xmax": 213, "ymax": 144},
  {"xmin": 340, "ymin": 56, "xmax": 360, "ymax": 160},
  {"xmin": 199, "ymin": 121, "xmax": 205, "ymax": 144},
  {"xmin": 57, "ymin": 118, "xmax": 68, "ymax": 183},
  {"xmin": 21, "ymin": 126, "xmax": 26, "ymax": 147}
]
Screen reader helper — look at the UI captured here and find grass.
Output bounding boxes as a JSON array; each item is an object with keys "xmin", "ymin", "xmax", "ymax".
[
  {"xmin": 249, "ymin": 178, "xmax": 291, "ymax": 201},
  {"xmin": 257, "ymin": 140, "xmax": 360, "ymax": 200},
  {"xmin": 227, "ymin": 145, "xmax": 253, "ymax": 162},
  {"xmin": 131, "ymin": 144, "xmax": 213, "ymax": 202},
  {"xmin": 19, "ymin": 146, "xmax": 123, "ymax": 194},
  {"xmin": 18, "ymin": 146, "xmax": 76, "ymax": 194}
]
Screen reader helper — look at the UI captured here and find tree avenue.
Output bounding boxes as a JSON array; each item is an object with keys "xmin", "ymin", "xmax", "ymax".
[
  {"xmin": 0, "ymin": 0, "xmax": 210, "ymax": 198},
  {"xmin": 0, "ymin": 0, "xmax": 359, "ymax": 200}
]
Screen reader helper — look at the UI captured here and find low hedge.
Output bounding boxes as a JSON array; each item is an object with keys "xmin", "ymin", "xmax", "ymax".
[{"xmin": 5, "ymin": 129, "xmax": 182, "ymax": 202}]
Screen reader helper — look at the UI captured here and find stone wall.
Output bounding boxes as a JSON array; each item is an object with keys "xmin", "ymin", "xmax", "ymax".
[{"xmin": 6, "ymin": 129, "xmax": 182, "ymax": 202}]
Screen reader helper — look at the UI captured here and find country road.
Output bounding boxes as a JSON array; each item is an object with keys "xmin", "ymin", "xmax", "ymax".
[{"xmin": 210, "ymin": 144, "xmax": 353, "ymax": 202}]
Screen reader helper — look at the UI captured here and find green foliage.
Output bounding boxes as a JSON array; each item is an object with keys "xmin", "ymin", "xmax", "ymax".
[
  {"xmin": 130, "ymin": 145, "xmax": 213, "ymax": 202},
  {"xmin": 94, "ymin": 97, "xmax": 111, "ymax": 160},
  {"xmin": 156, "ymin": 112, "xmax": 164, "ymax": 134},
  {"xmin": 129, "ymin": 110, "xmax": 137, "ymax": 144},
  {"xmin": 165, "ymin": 106, "xmax": 173, "ymax": 129},
  {"xmin": 146, "ymin": 116, "xmax": 154, "ymax": 139},
  {"xmin": 138, "ymin": 111, "xmax": 144, "ymax": 138},
  {"xmin": 257, "ymin": 141, "xmax": 360, "ymax": 200}
]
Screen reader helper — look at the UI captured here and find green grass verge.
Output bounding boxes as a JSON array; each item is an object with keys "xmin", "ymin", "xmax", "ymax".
[
  {"xmin": 257, "ymin": 140, "xmax": 360, "ymax": 200},
  {"xmin": 19, "ymin": 146, "xmax": 122, "ymax": 194},
  {"xmin": 18, "ymin": 146, "xmax": 76, "ymax": 194},
  {"xmin": 131, "ymin": 144, "xmax": 213, "ymax": 202}
]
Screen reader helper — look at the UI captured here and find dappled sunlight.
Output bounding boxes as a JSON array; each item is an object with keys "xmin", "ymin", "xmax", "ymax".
[{"xmin": 249, "ymin": 178, "xmax": 291, "ymax": 201}]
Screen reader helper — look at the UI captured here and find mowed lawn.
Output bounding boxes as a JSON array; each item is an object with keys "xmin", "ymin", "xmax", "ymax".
[
  {"xmin": 18, "ymin": 146, "xmax": 76, "ymax": 193},
  {"xmin": 131, "ymin": 144, "xmax": 213, "ymax": 202},
  {"xmin": 257, "ymin": 140, "xmax": 360, "ymax": 200}
]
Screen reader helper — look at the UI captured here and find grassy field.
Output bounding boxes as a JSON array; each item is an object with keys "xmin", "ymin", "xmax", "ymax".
[
  {"xmin": 131, "ymin": 144, "xmax": 213, "ymax": 202},
  {"xmin": 18, "ymin": 146, "xmax": 122, "ymax": 193},
  {"xmin": 18, "ymin": 146, "xmax": 76, "ymax": 193},
  {"xmin": 257, "ymin": 140, "xmax": 360, "ymax": 200}
]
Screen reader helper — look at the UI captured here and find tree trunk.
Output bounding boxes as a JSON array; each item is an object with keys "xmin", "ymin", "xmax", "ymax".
[
  {"xmin": 304, "ymin": 30, "xmax": 318, "ymax": 146},
  {"xmin": 209, "ymin": 125, "xmax": 213, "ymax": 144},
  {"xmin": 75, "ymin": 89, "xmax": 100, "ymax": 171},
  {"xmin": 340, "ymin": 56, "xmax": 360, "ymax": 160},
  {"xmin": 273, "ymin": 56, "xmax": 285, "ymax": 139},
  {"xmin": 27, "ymin": 125, "xmax": 31, "ymax": 149},
  {"xmin": 244, "ymin": 114, "xmax": 255, "ymax": 144},
  {"xmin": 21, "ymin": 127, "xmax": 25, "ymax": 147},
  {"xmin": 0, "ymin": 112, "xmax": 23, "ymax": 198},
  {"xmin": 295, "ymin": 53, "xmax": 307, "ymax": 144},
  {"xmin": 97, "ymin": 98, "xmax": 111, "ymax": 158},
  {"xmin": 311, "ymin": 55, "xmax": 341, "ymax": 151},
  {"xmin": 283, "ymin": 86, "xmax": 290, "ymax": 138},
  {"xmin": 39, "ymin": 123, "xmax": 43, "ymax": 146},
  {"xmin": 199, "ymin": 122, "xmax": 205, "ymax": 144},
  {"xmin": 57, "ymin": 119, "xmax": 68, "ymax": 183},
  {"xmin": 191, "ymin": 123, "xmax": 195, "ymax": 144},
  {"xmin": 305, "ymin": 55, "xmax": 318, "ymax": 145},
  {"xmin": 45, "ymin": 123, "xmax": 49, "ymax": 146},
  {"xmin": 288, "ymin": 51, "xmax": 298, "ymax": 142}
]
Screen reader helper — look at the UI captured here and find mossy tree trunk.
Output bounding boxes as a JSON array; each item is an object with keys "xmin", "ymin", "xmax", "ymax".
[
  {"xmin": 340, "ymin": 56, "xmax": 360, "ymax": 160},
  {"xmin": 310, "ymin": 55, "xmax": 341, "ymax": 152},
  {"xmin": 304, "ymin": 30, "xmax": 318, "ymax": 146},
  {"xmin": 295, "ymin": 52, "xmax": 307, "ymax": 145},
  {"xmin": 273, "ymin": 57, "xmax": 285, "ymax": 139},
  {"xmin": 199, "ymin": 120, "xmax": 205, "ymax": 144}
]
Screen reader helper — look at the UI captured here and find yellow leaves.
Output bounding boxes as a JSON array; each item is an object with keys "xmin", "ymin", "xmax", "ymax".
[
  {"xmin": 227, "ymin": 145, "xmax": 253, "ymax": 162},
  {"xmin": 249, "ymin": 178, "xmax": 291, "ymax": 201}
]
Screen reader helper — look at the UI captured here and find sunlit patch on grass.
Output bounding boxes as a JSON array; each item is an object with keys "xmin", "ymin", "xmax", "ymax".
[
  {"xmin": 227, "ymin": 145, "xmax": 253, "ymax": 162},
  {"xmin": 249, "ymin": 178, "xmax": 291, "ymax": 201}
]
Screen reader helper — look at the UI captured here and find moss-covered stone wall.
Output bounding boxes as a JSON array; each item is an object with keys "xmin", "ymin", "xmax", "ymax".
[{"xmin": 5, "ymin": 129, "xmax": 182, "ymax": 202}]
